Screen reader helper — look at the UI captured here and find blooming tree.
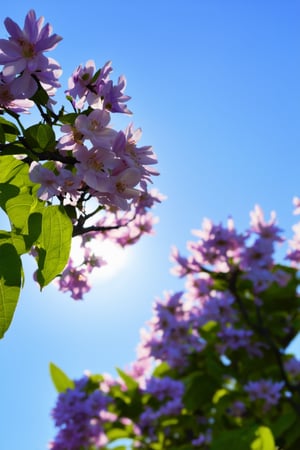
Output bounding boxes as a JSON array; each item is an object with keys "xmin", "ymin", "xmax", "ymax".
[
  {"xmin": 1, "ymin": 10, "xmax": 300, "ymax": 450},
  {"xmin": 49, "ymin": 204, "xmax": 300, "ymax": 449},
  {"xmin": 0, "ymin": 10, "xmax": 160, "ymax": 336}
]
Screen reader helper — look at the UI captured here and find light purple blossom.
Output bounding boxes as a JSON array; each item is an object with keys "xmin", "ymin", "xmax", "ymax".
[
  {"xmin": 0, "ymin": 10, "xmax": 62, "ymax": 98},
  {"xmin": 56, "ymin": 259, "xmax": 91, "ymax": 300},
  {"xmin": 75, "ymin": 109, "xmax": 117, "ymax": 149},
  {"xmin": 50, "ymin": 376, "xmax": 112, "ymax": 450},
  {"xmin": 244, "ymin": 379, "xmax": 284, "ymax": 411},
  {"xmin": 29, "ymin": 161, "xmax": 62, "ymax": 201}
]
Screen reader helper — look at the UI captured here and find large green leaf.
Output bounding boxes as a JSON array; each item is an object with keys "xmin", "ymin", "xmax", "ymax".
[
  {"xmin": 5, "ymin": 192, "xmax": 34, "ymax": 231},
  {"xmin": 0, "ymin": 241, "xmax": 22, "ymax": 338},
  {"xmin": 0, "ymin": 155, "xmax": 26, "ymax": 184},
  {"xmin": 36, "ymin": 205, "xmax": 72, "ymax": 287},
  {"xmin": 49, "ymin": 362, "xmax": 75, "ymax": 393}
]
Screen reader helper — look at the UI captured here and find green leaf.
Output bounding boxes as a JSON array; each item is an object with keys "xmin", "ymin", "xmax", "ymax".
[
  {"xmin": 251, "ymin": 426, "xmax": 276, "ymax": 450},
  {"xmin": 0, "ymin": 242, "xmax": 22, "ymax": 338},
  {"xmin": 0, "ymin": 155, "xmax": 26, "ymax": 184},
  {"xmin": 0, "ymin": 124, "xmax": 5, "ymax": 144},
  {"xmin": 0, "ymin": 117, "xmax": 19, "ymax": 142},
  {"xmin": 212, "ymin": 388, "xmax": 228, "ymax": 404},
  {"xmin": 5, "ymin": 192, "xmax": 34, "ymax": 231},
  {"xmin": 183, "ymin": 371, "xmax": 217, "ymax": 409},
  {"xmin": 106, "ymin": 428, "xmax": 131, "ymax": 441},
  {"xmin": 35, "ymin": 205, "xmax": 72, "ymax": 287},
  {"xmin": 49, "ymin": 362, "xmax": 75, "ymax": 393},
  {"xmin": 152, "ymin": 361, "xmax": 172, "ymax": 378},
  {"xmin": 24, "ymin": 124, "xmax": 55, "ymax": 151},
  {"xmin": 30, "ymin": 85, "xmax": 49, "ymax": 106},
  {"xmin": 116, "ymin": 368, "xmax": 139, "ymax": 391},
  {"xmin": 37, "ymin": 206, "xmax": 71, "ymax": 284},
  {"xmin": 211, "ymin": 427, "xmax": 256, "ymax": 450}
]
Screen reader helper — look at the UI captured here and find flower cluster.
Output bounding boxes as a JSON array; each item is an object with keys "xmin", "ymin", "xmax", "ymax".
[
  {"xmin": 0, "ymin": 9, "xmax": 162, "ymax": 307},
  {"xmin": 50, "ymin": 202, "xmax": 300, "ymax": 449},
  {"xmin": 49, "ymin": 376, "xmax": 113, "ymax": 450},
  {"xmin": 0, "ymin": 10, "xmax": 62, "ymax": 106},
  {"xmin": 28, "ymin": 57, "xmax": 159, "ymax": 211}
]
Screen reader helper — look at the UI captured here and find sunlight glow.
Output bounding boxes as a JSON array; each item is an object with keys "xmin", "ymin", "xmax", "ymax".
[{"xmin": 70, "ymin": 236, "xmax": 129, "ymax": 282}]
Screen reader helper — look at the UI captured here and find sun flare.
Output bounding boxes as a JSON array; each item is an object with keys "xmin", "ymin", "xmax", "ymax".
[{"xmin": 70, "ymin": 236, "xmax": 129, "ymax": 282}]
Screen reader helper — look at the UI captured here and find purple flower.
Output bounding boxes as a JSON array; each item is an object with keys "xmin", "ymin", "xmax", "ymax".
[
  {"xmin": 0, "ymin": 10, "xmax": 62, "ymax": 97},
  {"xmin": 244, "ymin": 379, "xmax": 284, "ymax": 411},
  {"xmin": 50, "ymin": 376, "xmax": 112, "ymax": 450},
  {"xmin": 249, "ymin": 205, "xmax": 284, "ymax": 242},
  {"xmin": 0, "ymin": 72, "xmax": 34, "ymax": 112},
  {"xmin": 29, "ymin": 162, "xmax": 62, "ymax": 201},
  {"xmin": 56, "ymin": 259, "xmax": 91, "ymax": 300}
]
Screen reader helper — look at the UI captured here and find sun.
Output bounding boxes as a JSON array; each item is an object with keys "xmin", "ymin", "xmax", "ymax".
[{"xmin": 70, "ymin": 236, "xmax": 129, "ymax": 282}]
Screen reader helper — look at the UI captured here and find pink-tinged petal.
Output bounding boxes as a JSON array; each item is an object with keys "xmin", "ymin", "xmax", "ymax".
[
  {"xmin": 35, "ymin": 33, "xmax": 62, "ymax": 52},
  {"xmin": 3, "ymin": 59, "xmax": 26, "ymax": 76},
  {"xmin": 0, "ymin": 40, "xmax": 21, "ymax": 59},
  {"xmin": 10, "ymin": 72, "xmax": 37, "ymax": 98},
  {"xmin": 24, "ymin": 10, "xmax": 40, "ymax": 41}
]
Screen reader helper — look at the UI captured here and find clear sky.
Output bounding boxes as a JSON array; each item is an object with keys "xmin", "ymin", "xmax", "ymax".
[{"xmin": 0, "ymin": 1, "xmax": 300, "ymax": 449}]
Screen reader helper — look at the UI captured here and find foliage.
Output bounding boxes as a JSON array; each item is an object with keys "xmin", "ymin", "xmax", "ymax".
[{"xmin": 50, "ymin": 206, "xmax": 300, "ymax": 449}]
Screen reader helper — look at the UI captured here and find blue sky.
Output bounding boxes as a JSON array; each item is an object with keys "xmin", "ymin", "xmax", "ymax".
[{"xmin": 0, "ymin": 1, "xmax": 300, "ymax": 449}]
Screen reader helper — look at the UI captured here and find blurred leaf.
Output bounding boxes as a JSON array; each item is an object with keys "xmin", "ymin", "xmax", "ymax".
[
  {"xmin": 251, "ymin": 426, "xmax": 276, "ymax": 450},
  {"xmin": 153, "ymin": 361, "xmax": 172, "ymax": 378},
  {"xmin": 211, "ymin": 426, "xmax": 256, "ymax": 450},
  {"xmin": 183, "ymin": 371, "xmax": 217, "ymax": 409},
  {"xmin": 106, "ymin": 428, "xmax": 131, "ymax": 441},
  {"xmin": 213, "ymin": 388, "xmax": 228, "ymax": 404},
  {"xmin": 30, "ymin": 85, "xmax": 49, "ymax": 106},
  {"xmin": 49, "ymin": 362, "xmax": 75, "ymax": 393},
  {"xmin": 116, "ymin": 368, "xmax": 139, "ymax": 391}
]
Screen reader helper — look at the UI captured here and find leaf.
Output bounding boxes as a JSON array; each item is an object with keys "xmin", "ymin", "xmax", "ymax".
[
  {"xmin": 211, "ymin": 427, "xmax": 256, "ymax": 450},
  {"xmin": 24, "ymin": 124, "xmax": 55, "ymax": 151},
  {"xmin": 0, "ymin": 155, "xmax": 26, "ymax": 184},
  {"xmin": 36, "ymin": 205, "xmax": 73, "ymax": 287},
  {"xmin": 116, "ymin": 368, "xmax": 139, "ymax": 391},
  {"xmin": 212, "ymin": 388, "xmax": 228, "ymax": 404},
  {"xmin": 106, "ymin": 428, "xmax": 131, "ymax": 441},
  {"xmin": 0, "ymin": 117, "xmax": 19, "ymax": 142},
  {"xmin": 251, "ymin": 426, "xmax": 276, "ymax": 450},
  {"xmin": 5, "ymin": 192, "xmax": 34, "ymax": 231},
  {"xmin": 0, "ymin": 242, "xmax": 22, "ymax": 338},
  {"xmin": 153, "ymin": 361, "xmax": 172, "ymax": 378},
  {"xmin": 49, "ymin": 362, "xmax": 75, "ymax": 393},
  {"xmin": 183, "ymin": 371, "xmax": 217, "ymax": 409}
]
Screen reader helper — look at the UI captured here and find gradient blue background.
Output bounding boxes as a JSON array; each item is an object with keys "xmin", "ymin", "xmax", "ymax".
[{"xmin": 0, "ymin": 1, "xmax": 300, "ymax": 448}]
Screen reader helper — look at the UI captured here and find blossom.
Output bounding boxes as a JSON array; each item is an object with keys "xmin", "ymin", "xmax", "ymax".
[
  {"xmin": 249, "ymin": 205, "xmax": 283, "ymax": 241},
  {"xmin": 96, "ymin": 75, "xmax": 132, "ymax": 114},
  {"xmin": 75, "ymin": 109, "xmax": 117, "ymax": 148},
  {"xmin": 0, "ymin": 10, "xmax": 62, "ymax": 97},
  {"xmin": 29, "ymin": 162, "xmax": 62, "ymax": 201},
  {"xmin": 244, "ymin": 379, "xmax": 284, "ymax": 411},
  {"xmin": 56, "ymin": 259, "xmax": 91, "ymax": 300},
  {"xmin": 50, "ymin": 376, "xmax": 112, "ymax": 450},
  {"xmin": 0, "ymin": 73, "xmax": 34, "ymax": 112}
]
